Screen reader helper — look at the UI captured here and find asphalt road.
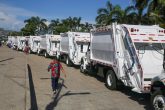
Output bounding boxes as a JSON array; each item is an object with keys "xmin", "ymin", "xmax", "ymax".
[{"xmin": 0, "ymin": 46, "xmax": 152, "ymax": 110}]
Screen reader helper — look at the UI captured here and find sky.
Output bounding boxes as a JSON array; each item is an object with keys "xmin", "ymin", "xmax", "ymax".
[{"xmin": 0, "ymin": 0, "xmax": 132, "ymax": 31}]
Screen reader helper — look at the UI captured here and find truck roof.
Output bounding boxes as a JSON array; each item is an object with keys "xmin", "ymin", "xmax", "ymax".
[
  {"xmin": 61, "ymin": 32, "xmax": 90, "ymax": 42},
  {"xmin": 50, "ymin": 35, "xmax": 61, "ymax": 41}
]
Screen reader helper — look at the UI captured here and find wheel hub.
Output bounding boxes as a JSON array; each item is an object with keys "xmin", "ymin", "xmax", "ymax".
[
  {"xmin": 153, "ymin": 95, "xmax": 165, "ymax": 109},
  {"xmin": 80, "ymin": 63, "xmax": 84, "ymax": 72},
  {"xmin": 66, "ymin": 58, "xmax": 68, "ymax": 64},
  {"xmin": 107, "ymin": 74, "xmax": 112, "ymax": 86}
]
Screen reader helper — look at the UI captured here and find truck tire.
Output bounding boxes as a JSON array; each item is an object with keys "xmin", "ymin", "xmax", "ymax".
[
  {"xmin": 80, "ymin": 60, "xmax": 85, "ymax": 73},
  {"xmin": 37, "ymin": 49, "xmax": 40, "ymax": 56},
  {"xmin": 106, "ymin": 70, "xmax": 117, "ymax": 90},
  {"xmin": 17, "ymin": 47, "xmax": 19, "ymax": 51},
  {"xmin": 66, "ymin": 56, "xmax": 72, "ymax": 67},
  {"xmin": 44, "ymin": 52, "xmax": 49, "ymax": 58},
  {"xmin": 29, "ymin": 49, "xmax": 32, "ymax": 54},
  {"xmin": 57, "ymin": 55, "xmax": 60, "ymax": 61},
  {"xmin": 151, "ymin": 90, "xmax": 165, "ymax": 110}
]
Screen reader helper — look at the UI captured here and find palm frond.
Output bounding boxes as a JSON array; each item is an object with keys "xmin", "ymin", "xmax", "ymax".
[{"xmin": 97, "ymin": 8, "xmax": 109, "ymax": 15}]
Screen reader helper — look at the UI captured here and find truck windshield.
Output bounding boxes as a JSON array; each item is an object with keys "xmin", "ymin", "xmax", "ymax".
[{"xmin": 134, "ymin": 43, "xmax": 165, "ymax": 55}]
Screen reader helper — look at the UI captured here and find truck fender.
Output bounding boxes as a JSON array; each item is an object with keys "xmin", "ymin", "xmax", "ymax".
[{"xmin": 151, "ymin": 81, "xmax": 165, "ymax": 94}]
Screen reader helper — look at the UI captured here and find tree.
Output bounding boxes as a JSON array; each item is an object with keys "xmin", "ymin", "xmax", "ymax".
[
  {"xmin": 21, "ymin": 16, "xmax": 47, "ymax": 35},
  {"xmin": 48, "ymin": 19, "xmax": 60, "ymax": 34},
  {"xmin": 72, "ymin": 17, "xmax": 81, "ymax": 31},
  {"xmin": 96, "ymin": 1, "xmax": 137, "ymax": 25},
  {"xmin": 132, "ymin": 0, "xmax": 165, "ymax": 26},
  {"xmin": 96, "ymin": 1, "xmax": 114, "ymax": 25},
  {"xmin": 80, "ymin": 22, "xmax": 93, "ymax": 32},
  {"xmin": 147, "ymin": 0, "xmax": 165, "ymax": 27},
  {"xmin": 48, "ymin": 16, "xmax": 85, "ymax": 34}
]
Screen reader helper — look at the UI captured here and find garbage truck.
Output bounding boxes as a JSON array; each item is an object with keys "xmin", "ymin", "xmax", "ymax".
[
  {"xmin": 37, "ymin": 35, "xmax": 46, "ymax": 56},
  {"xmin": 8, "ymin": 36, "xmax": 18, "ymax": 49},
  {"xmin": 37, "ymin": 34, "xmax": 60, "ymax": 57},
  {"xmin": 59, "ymin": 32, "xmax": 90, "ymax": 66},
  {"xmin": 45, "ymin": 35, "xmax": 61, "ymax": 58},
  {"xmin": 80, "ymin": 23, "xmax": 165, "ymax": 110},
  {"xmin": 7, "ymin": 36, "xmax": 13, "ymax": 48},
  {"xmin": 11, "ymin": 36, "xmax": 18, "ymax": 49},
  {"xmin": 17, "ymin": 36, "xmax": 26, "ymax": 51},
  {"xmin": 28, "ymin": 36, "xmax": 41, "ymax": 54}
]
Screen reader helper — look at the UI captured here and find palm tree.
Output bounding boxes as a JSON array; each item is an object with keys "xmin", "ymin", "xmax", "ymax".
[
  {"xmin": 72, "ymin": 17, "xmax": 81, "ymax": 31},
  {"xmin": 122, "ymin": 6, "xmax": 137, "ymax": 24},
  {"xmin": 34, "ymin": 16, "xmax": 47, "ymax": 35},
  {"xmin": 132, "ymin": 0, "xmax": 165, "ymax": 26},
  {"xmin": 48, "ymin": 19, "xmax": 60, "ymax": 34},
  {"xmin": 60, "ymin": 17, "xmax": 82, "ymax": 32},
  {"xmin": 132, "ymin": 0, "xmax": 150, "ymax": 24},
  {"xmin": 96, "ymin": 1, "xmax": 114, "ymax": 25},
  {"xmin": 147, "ymin": 0, "xmax": 165, "ymax": 26},
  {"xmin": 96, "ymin": 1, "xmax": 137, "ymax": 25},
  {"xmin": 80, "ymin": 22, "xmax": 93, "ymax": 32},
  {"xmin": 23, "ymin": 16, "xmax": 47, "ymax": 35},
  {"xmin": 109, "ymin": 5, "xmax": 137, "ymax": 24}
]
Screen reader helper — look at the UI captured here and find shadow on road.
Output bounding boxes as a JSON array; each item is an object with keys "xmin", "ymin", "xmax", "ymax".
[
  {"xmin": 40, "ymin": 78, "xmax": 51, "ymax": 80},
  {"xmin": 0, "ymin": 58, "xmax": 14, "ymax": 62},
  {"xmin": 45, "ymin": 78, "xmax": 91, "ymax": 110},
  {"xmin": 120, "ymin": 87, "xmax": 152, "ymax": 110},
  {"xmin": 27, "ymin": 64, "xmax": 38, "ymax": 110},
  {"xmin": 83, "ymin": 71, "xmax": 152, "ymax": 110},
  {"xmin": 82, "ymin": 71, "xmax": 105, "ymax": 83},
  {"xmin": 0, "ymin": 64, "xmax": 6, "ymax": 65}
]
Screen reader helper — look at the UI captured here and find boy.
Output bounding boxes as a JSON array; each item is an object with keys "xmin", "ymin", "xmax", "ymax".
[{"xmin": 48, "ymin": 57, "xmax": 66, "ymax": 94}]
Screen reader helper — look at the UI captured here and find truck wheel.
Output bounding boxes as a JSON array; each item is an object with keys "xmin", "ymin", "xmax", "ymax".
[
  {"xmin": 80, "ymin": 60, "xmax": 85, "ymax": 73},
  {"xmin": 29, "ymin": 49, "xmax": 31, "ymax": 54},
  {"xmin": 151, "ymin": 90, "xmax": 165, "ymax": 110},
  {"xmin": 66, "ymin": 56, "xmax": 71, "ymax": 67},
  {"xmin": 106, "ymin": 70, "xmax": 117, "ymax": 90},
  {"xmin": 57, "ymin": 55, "xmax": 60, "ymax": 61},
  {"xmin": 37, "ymin": 50, "xmax": 40, "ymax": 56},
  {"xmin": 44, "ymin": 52, "xmax": 49, "ymax": 58}
]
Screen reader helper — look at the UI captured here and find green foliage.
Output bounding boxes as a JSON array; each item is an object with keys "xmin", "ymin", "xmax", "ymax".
[
  {"xmin": 9, "ymin": 31, "xmax": 22, "ymax": 36},
  {"xmin": 21, "ymin": 16, "xmax": 48, "ymax": 36},
  {"xmin": 96, "ymin": 1, "xmax": 137, "ymax": 25},
  {"xmin": 48, "ymin": 17, "xmax": 93, "ymax": 34},
  {"xmin": 96, "ymin": 0, "xmax": 165, "ymax": 27},
  {"xmin": 20, "ymin": 16, "xmax": 93, "ymax": 35}
]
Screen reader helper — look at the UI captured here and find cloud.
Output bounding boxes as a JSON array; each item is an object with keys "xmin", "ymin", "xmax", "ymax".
[{"xmin": 0, "ymin": 3, "xmax": 38, "ymax": 31}]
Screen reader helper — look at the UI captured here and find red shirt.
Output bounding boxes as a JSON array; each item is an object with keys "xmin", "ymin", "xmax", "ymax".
[{"xmin": 48, "ymin": 61, "xmax": 62, "ymax": 78}]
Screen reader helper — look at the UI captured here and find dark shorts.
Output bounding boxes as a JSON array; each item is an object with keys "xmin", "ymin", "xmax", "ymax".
[{"xmin": 51, "ymin": 77, "xmax": 59, "ymax": 91}]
